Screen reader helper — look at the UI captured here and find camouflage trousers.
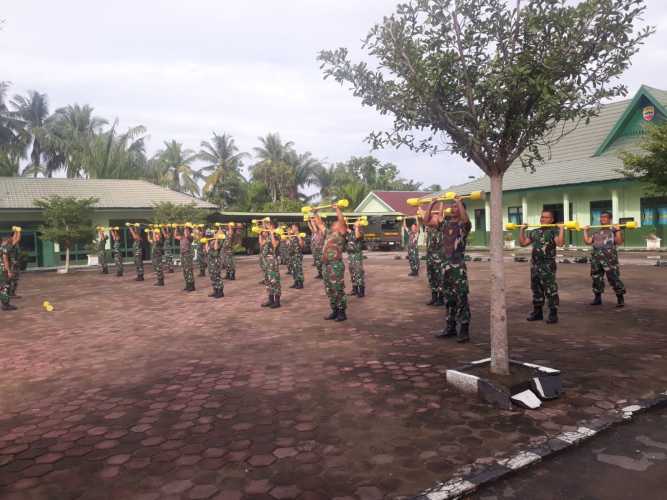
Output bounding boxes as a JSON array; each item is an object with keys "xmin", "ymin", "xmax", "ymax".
[
  {"xmin": 259, "ymin": 254, "xmax": 267, "ymax": 284},
  {"xmin": 223, "ymin": 251, "xmax": 235, "ymax": 276},
  {"xmin": 323, "ymin": 260, "xmax": 346, "ymax": 310},
  {"xmin": 152, "ymin": 251, "xmax": 164, "ymax": 283},
  {"xmin": 133, "ymin": 242, "xmax": 144, "ymax": 278},
  {"xmin": 197, "ymin": 253, "xmax": 207, "ymax": 276},
  {"xmin": 313, "ymin": 247, "xmax": 323, "ymax": 275},
  {"xmin": 408, "ymin": 246, "xmax": 419, "ymax": 274},
  {"xmin": 348, "ymin": 253, "xmax": 364, "ymax": 287},
  {"xmin": 164, "ymin": 250, "xmax": 175, "ymax": 273},
  {"xmin": 114, "ymin": 249, "xmax": 123, "ymax": 276},
  {"xmin": 279, "ymin": 245, "xmax": 289, "ymax": 266},
  {"xmin": 98, "ymin": 250, "xmax": 108, "ymax": 274},
  {"xmin": 0, "ymin": 273, "xmax": 10, "ymax": 305},
  {"xmin": 290, "ymin": 253, "xmax": 304, "ymax": 285},
  {"xmin": 9, "ymin": 264, "xmax": 19, "ymax": 296},
  {"xmin": 426, "ymin": 252, "xmax": 444, "ymax": 294},
  {"xmin": 181, "ymin": 252, "xmax": 195, "ymax": 287},
  {"xmin": 265, "ymin": 255, "xmax": 281, "ymax": 296},
  {"xmin": 591, "ymin": 251, "xmax": 625, "ymax": 295},
  {"xmin": 209, "ymin": 254, "xmax": 223, "ymax": 292},
  {"xmin": 530, "ymin": 260, "xmax": 559, "ymax": 308},
  {"xmin": 442, "ymin": 263, "xmax": 470, "ymax": 325}
]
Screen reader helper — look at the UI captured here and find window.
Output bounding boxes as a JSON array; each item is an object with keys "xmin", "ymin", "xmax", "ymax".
[
  {"xmin": 590, "ymin": 200, "xmax": 612, "ymax": 225},
  {"xmin": 474, "ymin": 209, "xmax": 486, "ymax": 231},
  {"xmin": 508, "ymin": 206, "xmax": 522, "ymax": 225},
  {"xmin": 641, "ymin": 197, "xmax": 667, "ymax": 226}
]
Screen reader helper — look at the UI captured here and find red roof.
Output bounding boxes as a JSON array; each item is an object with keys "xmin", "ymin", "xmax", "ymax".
[{"xmin": 371, "ymin": 191, "xmax": 434, "ymax": 216}]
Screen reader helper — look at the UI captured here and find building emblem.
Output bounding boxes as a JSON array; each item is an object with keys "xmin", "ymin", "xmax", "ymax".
[{"xmin": 642, "ymin": 105, "xmax": 655, "ymax": 121}]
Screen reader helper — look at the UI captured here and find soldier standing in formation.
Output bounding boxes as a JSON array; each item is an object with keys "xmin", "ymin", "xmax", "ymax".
[
  {"xmin": 147, "ymin": 228, "xmax": 165, "ymax": 287},
  {"xmin": 287, "ymin": 224, "xmax": 305, "ymax": 289},
  {"xmin": 192, "ymin": 228, "xmax": 207, "ymax": 277},
  {"xmin": 111, "ymin": 228, "xmax": 123, "ymax": 276},
  {"xmin": 519, "ymin": 210, "xmax": 565, "ymax": 324},
  {"xmin": 128, "ymin": 225, "xmax": 144, "ymax": 281},
  {"xmin": 175, "ymin": 225, "xmax": 196, "ymax": 292},
  {"xmin": 428, "ymin": 197, "xmax": 472, "ymax": 343},
  {"xmin": 222, "ymin": 223, "xmax": 237, "ymax": 280},
  {"xmin": 162, "ymin": 226, "xmax": 175, "ymax": 274},
  {"xmin": 8, "ymin": 227, "xmax": 21, "ymax": 299},
  {"xmin": 424, "ymin": 212, "xmax": 444, "ymax": 306},
  {"xmin": 96, "ymin": 228, "xmax": 109, "ymax": 275},
  {"xmin": 583, "ymin": 211, "xmax": 626, "ymax": 307},
  {"xmin": 403, "ymin": 217, "xmax": 420, "ymax": 277},
  {"xmin": 207, "ymin": 231, "xmax": 225, "ymax": 299},
  {"xmin": 317, "ymin": 206, "xmax": 348, "ymax": 321},
  {"xmin": 308, "ymin": 217, "xmax": 325, "ymax": 279},
  {"xmin": 346, "ymin": 219, "xmax": 365, "ymax": 298},
  {"xmin": 259, "ymin": 221, "xmax": 281, "ymax": 308},
  {"xmin": 0, "ymin": 235, "xmax": 16, "ymax": 311}
]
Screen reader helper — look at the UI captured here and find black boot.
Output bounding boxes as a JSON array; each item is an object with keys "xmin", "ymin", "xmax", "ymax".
[
  {"xmin": 436, "ymin": 293, "xmax": 445, "ymax": 306},
  {"xmin": 546, "ymin": 307, "xmax": 558, "ymax": 324},
  {"xmin": 526, "ymin": 306, "xmax": 543, "ymax": 321},
  {"xmin": 426, "ymin": 292, "xmax": 438, "ymax": 306},
  {"xmin": 154, "ymin": 279, "xmax": 164, "ymax": 286},
  {"xmin": 270, "ymin": 295, "xmax": 281, "ymax": 308},
  {"xmin": 290, "ymin": 282, "xmax": 298, "ymax": 289},
  {"xmin": 186, "ymin": 282, "xmax": 196, "ymax": 292},
  {"xmin": 436, "ymin": 319, "xmax": 457, "ymax": 338},
  {"xmin": 335, "ymin": 308, "xmax": 347, "ymax": 322},
  {"xmin": 325, "ymin": 308, "xmax": 337, "ymax": 320},
  {"xmin": 219, "ymin": 289, "xmax": 224, "ymax": 298},
  {"xmin": 296, "ymin": 282, "xmax": 304, "ymax": 289},
  {"xmin": 457, "ymin": 323, "xmax": 470, "ymax": 343},
  {"xmin": 357, "ymin": 286, "xmax": 365, "ymax": 298},
  {"xmin": 102, "ymin": 269, "xmax": 109, "ymax": 274},
  {"xmin": 316, "ymin": 272, "xmax": 323, "ymax": 280},
  {"xmin": 616, "ymin": 294, "xmax": 625, "ymax": 308},
  {"xmin": 2, "ymin": 303, "xmax": 17, "ymax": 311},
  {"xmin": 230, "ymin": 271, "xmax": 236, "ymax": 281},
  {"xmin": 261, "ymin": 294, "xmax": 274, "ymax": 307},
  {"xmin": 135, "ymin": 275, "xmax": 144, "ymax": 282},
  {"xmin": 208, "ymin": 289, "xmax": 218, "ymax": 297},
  {"xmin": 349, "ymin": 286, "xmax": 358, "ymax": 296},
  {"xmin": 590, "ymin": 293, "xmax": 602, "ymax": 306}
]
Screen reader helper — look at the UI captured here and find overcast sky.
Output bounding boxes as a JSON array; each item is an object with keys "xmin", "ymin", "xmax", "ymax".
[{"xmin": 2, "ymin": 1, "xmax": 666, "ymax": 190}]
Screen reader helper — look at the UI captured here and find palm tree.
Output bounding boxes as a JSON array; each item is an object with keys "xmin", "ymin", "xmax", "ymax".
[
  {"xmin": 0, "ymin": 151, "xmax": 20, "ymax": 177},
  {"xmin": 152, "ymin": 140, "xmax": 200, "ymax": 196},
  {"xmin": 285, "ymin": 150, "xmax": 321, "ymax": 201},
  {"xmin": 311, "ymin": 164, "xmax": 337, "ymax": 201},
  {"xmin": 198, "ymin": 132, "xmax": 248, "ymax": 208},
  {"xmin": 85, "ymin": 121, "xmax": 148, "ymax": 179},
  {"xmin": 251, "ymin": 133, "xmax": 294, "ymax": 202},
  {"xmin": 10, "ymin": 90, "xmax": 49, "ymax": 176}
]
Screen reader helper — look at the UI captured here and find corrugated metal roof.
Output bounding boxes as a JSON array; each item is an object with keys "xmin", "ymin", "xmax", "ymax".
[
  {"xmin": 444, "ymin": 86, "xmax": 667, "ymax": 195},
  {"xmin": 0, "ymin": 178, "xmax": 217, "ymax": 210},
  {"xmin": 369, "ymin": 191, "xmax": 434, "ymax": 215}
]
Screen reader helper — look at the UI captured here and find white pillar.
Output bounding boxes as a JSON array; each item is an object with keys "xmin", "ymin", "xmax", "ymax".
[
  {"xmin": 484, "ymin": 200, "xmax": 491, "ymax": 231},
  {"xmin": 563, "ymin": 193, "xmax": 570, "ymax": 222},
  {"xmin": 611, "ymin": 189, "xmax": 619, "ymax": 223},
  {"xmin": 521, "ymin": 196, "xmax": 528, "ymax": 224}
]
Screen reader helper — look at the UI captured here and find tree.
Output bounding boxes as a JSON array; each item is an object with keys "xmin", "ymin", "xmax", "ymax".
[
  {"xmin": 10, "ymin": 90, "xmax": 49, "ymax": 176},
  {"xmin": 620, "ymin": 121, "xmax": 667, "ymax": 196},
  {"xmin": 151, "ymin": 201, "xmax": 208, "ymax": 225},
  {"xmin": 198, "ymin": 132, "xmax": 249, "ymax": 208},
  {"xmin": 319, "ymin": 0, "xmax": 652, "ymax": 375},
  {"xmin": 85, "ymin": 121, "xmax": 148, "ymax": 179},
  {"xmin": 152, "ymin": 140, "xmax": 200, "ymax": 196},
  {"xmin": 34, "ymin": 196, "xmax": 98, "ymax": 273},
  {"xmin": 251, "ymin": 133, "xmax": 295, "ymax": 202}
]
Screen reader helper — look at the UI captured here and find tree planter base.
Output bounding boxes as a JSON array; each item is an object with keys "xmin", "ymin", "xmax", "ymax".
[{"xmin": 446, "ymin": 358, "xmax": 562, "ymax": 410}]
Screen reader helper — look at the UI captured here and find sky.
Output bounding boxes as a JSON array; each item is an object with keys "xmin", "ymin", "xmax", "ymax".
[{"xmin": 2, "ymin": 0, "xmax": 667, "ymax": 191}]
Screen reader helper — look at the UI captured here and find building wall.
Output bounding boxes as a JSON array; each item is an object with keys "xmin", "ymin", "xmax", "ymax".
[{"xmin": 357, "ymin": 196, "xmax": 392, "ymax": 213}]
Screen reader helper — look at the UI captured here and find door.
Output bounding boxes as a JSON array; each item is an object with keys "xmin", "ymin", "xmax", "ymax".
[{"xmin": 474, "ymin": 208, "xmax": 487, "ymax": 246}]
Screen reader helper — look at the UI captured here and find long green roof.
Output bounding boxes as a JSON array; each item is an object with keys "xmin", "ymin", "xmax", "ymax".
[{"xmin": 445, "ymin": 85, "xmax": 667, "ymax": 195}]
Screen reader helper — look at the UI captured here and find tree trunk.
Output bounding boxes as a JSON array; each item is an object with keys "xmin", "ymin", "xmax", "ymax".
[
  {"xmin": 489, "ymin": 172, "xmax": 510, "ymax": 375},
  {"xmin": 65, "ymin": 247, "xmax": 70, "ymax": 274}
]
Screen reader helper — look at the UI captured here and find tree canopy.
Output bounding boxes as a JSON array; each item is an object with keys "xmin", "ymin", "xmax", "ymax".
[{"xmin": 621, "ymin": 121, "xmax": 667, "ymax": 196}]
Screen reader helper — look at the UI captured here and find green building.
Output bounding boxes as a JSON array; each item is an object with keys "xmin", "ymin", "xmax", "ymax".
[
  {"xmin": 442, "ymin": 85, "xmax": 667, "ymax": 249},
  {"xmin": 0, "ymin": 178, "xmax": 216, "ymax": 268}
]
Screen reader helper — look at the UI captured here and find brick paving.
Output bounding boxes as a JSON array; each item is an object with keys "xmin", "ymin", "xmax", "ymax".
[{"xmin": 0, "ymin": 255, "xmax": 666, "ymax": 499}]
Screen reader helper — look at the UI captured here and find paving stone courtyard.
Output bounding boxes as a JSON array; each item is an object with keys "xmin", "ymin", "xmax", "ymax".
[{"xmin": 1, "ymin": 254, "xmax": 666, "ymax": 500}]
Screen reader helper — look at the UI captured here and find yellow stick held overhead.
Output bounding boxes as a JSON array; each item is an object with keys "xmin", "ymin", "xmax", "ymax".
[
  {"xmin": 505, "ymin": 221, "xmax": 580, "ymax": 231},
  {"xmin": 586, "ymin": 221, "xmax": 637, "ymax": 230},
  {"xmin": 407, "ymin": 191, "xmax": 485, "ymax": 207},
  {"xmin": 301, "ymin": 199, "xmax": 349, "ymax": 214}
]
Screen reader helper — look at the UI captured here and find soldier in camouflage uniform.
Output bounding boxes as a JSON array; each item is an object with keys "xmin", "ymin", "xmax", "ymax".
[
  {"xmin": 429, "ymin": 198, "xmax": 472, "ymax": 343},
  {"xmin": 287, "ymin": 224, "xmax": 305, "ymax": 289},
  {"xmin": 403, "ymin": 217, "xmax": 420, "ymax": 277},
  {"xmin": 317, "ymin": 206, "xmax": 348, "ymax": 321},
  {"xmin": 519, "ymin": 210, "xmax": 565, "ymax": 324},
  {"xmin": 128, "ymin": 225, "xmax": 144, "ymax": 281},
  {"xmin": 193, "ymin": 229, "xmax": 207, "ymax": 277},
  {"xmin": 346, "ymin": 219, "xmax": 365, "ymax": 297},
  {"xmin": 111, "ymin": 228, "xmax": 123, "ymax": 276},
  {"xmin": 1, "ymin": 236, "xmax": 17, "ymax": 311},
  {"xmin": 222, "ymin": 224, "xmax": 237, "ymax": 280},
  {"xmin": 175, "ymin": 226, "xmax": 196, "ymax": 291},
  {"xmin": 583, "ymin": 211, "xmax": 626, "ymax": 307},
  {"xmin": 424, "ymin": 212, "xmax": 445, "ymax": 306},
  {"xmin": 162, "ymin": 226, "xmax": 175, "ymax": 273},
  {"xmin": 207, "ymin": 232, "xmax": 225, "ymax": 298},
  {"xmin": 97, "ymin": 228, "xmax": 109, "ymax": 275},
  {"xmin": 260, "ymin": 222, "xmax": 281, "ymax": 308},
  {"xmin": 9, "ymin": 228, "xmax": 22, "ymax": 298},
  {"xmin": 308, "ymin": 217, "xmax": 324, "ymax": 279},
  {"xmin": 148, "ymin": 228, "xmax": 165, "ymax": 286}
]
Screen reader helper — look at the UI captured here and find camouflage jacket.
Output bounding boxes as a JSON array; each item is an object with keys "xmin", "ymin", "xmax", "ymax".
[{"xmin": 529, "ymin": 228, "xmax": 558, "ymax": 263}]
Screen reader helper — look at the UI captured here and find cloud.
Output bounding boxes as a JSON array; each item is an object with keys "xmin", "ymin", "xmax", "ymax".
[{"xmin": 2, "ymin": 0, "xmax": 666, "ymax": 190}]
